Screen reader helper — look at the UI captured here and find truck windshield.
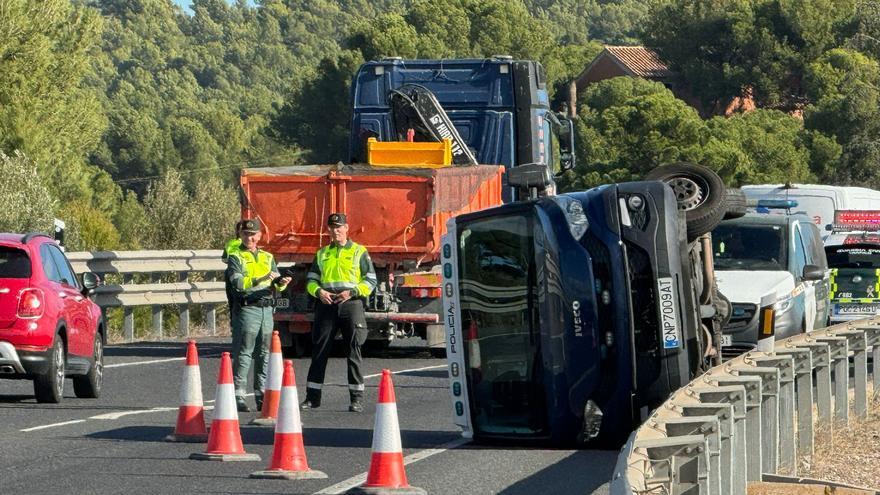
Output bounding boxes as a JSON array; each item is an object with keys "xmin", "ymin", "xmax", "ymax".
[
  {"xmin": 712, "ymin": 224, "xmax": 787, "ymax": 271},
  {"xmin": 457, "ymin": 213, "xmax": 544, "ymax": 435}
]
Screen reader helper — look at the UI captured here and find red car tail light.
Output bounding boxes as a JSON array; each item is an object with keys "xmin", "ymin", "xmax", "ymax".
[{"xmin": 17, "ymin": 288, "xmax": 44, "ymax": 318}]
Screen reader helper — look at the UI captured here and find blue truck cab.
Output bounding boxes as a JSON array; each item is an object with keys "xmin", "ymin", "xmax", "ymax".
[
  {"xmin": 348, "ymin": 57, "xmax": 574, "ymax": 201},
  {"xmin": 441, "ymin": 180, "xmax": 706, "ymax": 446}
]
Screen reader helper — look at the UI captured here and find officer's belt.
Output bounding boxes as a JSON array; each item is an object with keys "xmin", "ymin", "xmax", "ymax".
[{"xmin": 241, "ymin": 298, "xmax": 274, "ymax": 307}]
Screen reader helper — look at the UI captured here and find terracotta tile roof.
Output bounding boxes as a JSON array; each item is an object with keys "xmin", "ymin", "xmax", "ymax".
[{"xmin": 604, "ymin": 46, "xmax": 671, "ymax": 79}]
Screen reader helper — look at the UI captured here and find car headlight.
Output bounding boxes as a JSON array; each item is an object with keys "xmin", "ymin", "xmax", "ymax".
[
  {"xmin": 773, "ymin": 295, "xmax": 793, "ymax": 315},
  {"xmin": 581, "ymin": 400, "xmax": 604, "ymax": 440}
]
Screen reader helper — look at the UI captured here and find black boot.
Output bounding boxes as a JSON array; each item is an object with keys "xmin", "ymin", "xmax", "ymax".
[
  {"xmin": 349, "ymin": 390, "xmax": 364, "ymax": 413},
  {"xmin": 300, "ymin": 388, "xmax": 321, "ymax": 410},
  {"xmin": 254, "ymin": 392, "xmax": 264, "ymax": 412},
  {"xmin": 236, "ymin": 396, "xmax": 251, "ymax": 413}
]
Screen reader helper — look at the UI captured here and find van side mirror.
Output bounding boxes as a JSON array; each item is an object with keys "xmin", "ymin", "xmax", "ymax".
[
  {"xmin": 802, "ymin": 264, "xmax": 824, "ymax": 281},
  {"xmin": 508, "ymin": 163, "xmax": 554, "ymax": 200},
  {"xmin": 558, "ymin": 117, "xmax": 575, "ymax": 172}
]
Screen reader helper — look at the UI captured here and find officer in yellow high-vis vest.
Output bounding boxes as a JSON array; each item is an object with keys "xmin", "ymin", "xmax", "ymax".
[
  {"xmin": 300, "ymin": 213, "xmax": 377, "ymax": 413},
  {"xmin": 226, "ymin": 218, "xmax": 291, "ymax": 412}
]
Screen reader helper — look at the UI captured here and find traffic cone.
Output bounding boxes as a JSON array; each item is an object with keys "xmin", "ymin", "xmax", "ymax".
[
  {"xmin": 165, "ymin": 340, "xmax": 208, "ymax": 442},
  {"xmin": 251, "ymin": 331, "xmax": 283, "ymax": 426},
  {"xmin": 250, "ymin": 360, "xmax": 327, "ymax": 480},
  {"xmin": 347, "ymin": 369, "xmax": 426, "ymax": 495},
  {"xmin": 190, "ymin": 352, "xmax": 261, "ymax": 462}
]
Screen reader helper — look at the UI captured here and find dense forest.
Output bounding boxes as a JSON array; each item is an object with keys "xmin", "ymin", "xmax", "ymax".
[{"xmin": 3, "ymin": 0, "xmax": 880, "ymax": 250}]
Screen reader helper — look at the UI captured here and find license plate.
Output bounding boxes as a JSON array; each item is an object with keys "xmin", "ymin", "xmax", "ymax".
[
  {"xmin": 837, "ymin": 304, "xmax": 879, "ymax": 314},
  {"xmin": 275, "ymin": 298, "xmax": 289, "ymax": 309},
  {"xmin": 720, "ymin": 335, "xmax": 732, "ymax": 347},
  {"xmin": 656, "ymin": 277, "xmax": 680, "ymax": 349}
]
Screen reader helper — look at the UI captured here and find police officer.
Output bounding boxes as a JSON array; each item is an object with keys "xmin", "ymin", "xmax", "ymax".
[
  {"xmin": 226, "ymin": 218, "xmax": 291, "ymax": 412},
  {"xmin": 300, "ymin": 213, "xmax": 377, "ymax": 413}
]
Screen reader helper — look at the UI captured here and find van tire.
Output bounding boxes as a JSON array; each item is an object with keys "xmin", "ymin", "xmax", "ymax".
[
  {"xmin": 646, "ymin": 163, "xmax": 727, "ymax": 241},
  {"xmin": 724, "ymin": 188, "xmax": 748, "ymax": 220}
]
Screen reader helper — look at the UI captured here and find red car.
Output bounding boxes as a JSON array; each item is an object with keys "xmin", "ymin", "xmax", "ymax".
[{"xmin": 0, "ymin": 233, "xmax": 104, "ymax": 403}]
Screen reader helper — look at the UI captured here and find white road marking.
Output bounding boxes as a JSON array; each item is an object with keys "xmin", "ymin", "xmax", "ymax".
[
  {"xmin": 89, "ymin": 407, "xmax": 178, "ymax": 420},
  {"xmin": 364, "ymin": 364, "xmax": 446, "ymax": 379},
  {"xmin": 21, "ymin": 420, "xmax": 87, "ymax": 432},
  {"xmin": 18, "ymin": 364, "xmax": 444, "ymax": 433},
  {"xmin": 104, "ymin": 357, "xmax": 184, "ymax": 368},
  {"xmin": 313, "ymin": 437, "xmax": 470, "ymax": 494}
]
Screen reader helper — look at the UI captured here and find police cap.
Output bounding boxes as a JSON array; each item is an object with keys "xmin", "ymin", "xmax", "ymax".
[
  {"xmin": 240, "ymin": 218, "xmax": 261, "ymax": 234},
  {"xmin": 327, "ymin": 213, "xmax": 347, "ymax": 227}
]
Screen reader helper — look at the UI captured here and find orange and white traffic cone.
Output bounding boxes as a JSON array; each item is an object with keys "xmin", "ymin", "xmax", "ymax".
[
  {"xmin": 166, "ymin": 340, "xmax": 208, "ymax": 442},
  {"xmin": 190, "ymin": 352, "xmax": 261, "ymax": 462},
  {"xmin": 250, "ymin": 360, "xmax": 327, "ymax": 480},
  {"xmin": 347, "ymin": 369, "xmax": 426, "ymax": 495},
  {"xmin": 251, "ymin": 331, "xmax": 283, "ymax": 426}
]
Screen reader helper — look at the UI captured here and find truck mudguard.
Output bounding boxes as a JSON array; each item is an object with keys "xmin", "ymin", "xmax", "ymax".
[{"xmin": 388, "ymin": 84, "xmax": 478, "ymax": 166}]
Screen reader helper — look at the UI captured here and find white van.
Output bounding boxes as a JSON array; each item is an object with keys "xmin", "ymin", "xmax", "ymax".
[{"xmin": 741, "ymin": 184, "xmax": 880, "ymax": 236}]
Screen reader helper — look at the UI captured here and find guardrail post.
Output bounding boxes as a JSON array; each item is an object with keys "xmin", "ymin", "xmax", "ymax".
[
  {"xmin": 773, "ymin": 347, "xmax": 813, "ymax": 470},
  {"xmin": 732, "ymin": 366, "xmax": 780, "ymax": 475},
  {"xmin": 178, "ymin": 272, "xmax": 189, "ymax": 337},
  {"xmin": 691, "ymin": 387, "xmax": 747, "ymax": 495},
  {"xmin": 837, "ymin": 328, "xmax": 869, "ymax": 419},
  {"xmin": 815, "ymin": 335, "xmax": 849, "ymax": 425},
  {"xmin": 151, "ymin": 272, "xmax": 163, "ymax": 338},
  {"xmin": 633, "ymin": 435, "xmax": 710, "ymax": 494},
  {"xmin": 704, "ymin": 375, "xmax": 762, "ymax": 483},
  {"xmin": 860, "ymin": 324, "xmax": 880, "ymax": 401},
  {"xmin": 674, "ymin": 402, "xmax": 736, "ymax": 495},
  {"xmin": 660, "ymin": 416, "xmax": 723, "ymax": 495},
  {"xmin": 122, "ymin": 273, "xmax": 134, "ymax": 342},
  {"xmin": 750, "ymin": 355, "xmax": 796, "ymax": 475}
]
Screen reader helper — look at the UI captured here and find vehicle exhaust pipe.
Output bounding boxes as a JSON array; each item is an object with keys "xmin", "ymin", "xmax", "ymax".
[{"xmin": 0, "ymin": 365, "xmax": 15, "ymax": 374}]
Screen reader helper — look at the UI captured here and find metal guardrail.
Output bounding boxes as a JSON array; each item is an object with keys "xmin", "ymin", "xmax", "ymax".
[
  {"xmin": 67, "ymin": 250, "xmax": 228, "ymax": 341},
  {"xmin": 612, "ymin": 317, "xmax": 880, "ymax": 494}
]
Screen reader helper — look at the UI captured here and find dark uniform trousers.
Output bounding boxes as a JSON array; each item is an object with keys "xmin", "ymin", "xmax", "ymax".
[{"xmin": 306, "ymin": 298, "xmax": 368, "ymax": 398}]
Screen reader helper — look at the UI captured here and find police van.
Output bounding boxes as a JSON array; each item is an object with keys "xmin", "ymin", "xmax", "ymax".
[
  {"xmin": 741, "ymin": 184, "xmax": 880, "ymax": 236},
  {"xmin": 825, "ymin": 210, "xmax": 880, "ymax": 324}
]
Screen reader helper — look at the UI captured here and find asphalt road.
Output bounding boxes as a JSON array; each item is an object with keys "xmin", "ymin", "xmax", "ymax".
[{"xmin": 0, "ymin": 339, "xmax": 616, "ymax": 494}]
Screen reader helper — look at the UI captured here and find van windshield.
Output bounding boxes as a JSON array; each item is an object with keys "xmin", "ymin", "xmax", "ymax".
[
  {"xmin": 826, "ymin": 247, "xmax": 880, "ymax": 269},
  {"xmin": 712, "ymin": 224, "xmax": 787, "ymax": 271},
  {"xmin": 457, "ymin": 212, "xmax": 545, "ymax": 436}
]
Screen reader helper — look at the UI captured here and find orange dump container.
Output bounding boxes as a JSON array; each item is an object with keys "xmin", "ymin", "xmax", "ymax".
[
  {"xmin": 240, "ymin": 164, "xmax": 504, "ymax": 265},
  {"xmin": 366, "ymin": 138, "xmax": 453, "ymax": 168}
]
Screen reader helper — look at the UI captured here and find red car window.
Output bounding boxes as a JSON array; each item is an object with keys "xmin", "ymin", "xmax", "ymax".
[
  {"xmin": 39, "ymin": 244, "xmax": 63, "ymax": 283},
  {"xmin": 0, "ymin": 246, "xmax": 31, "ymax": 278}
]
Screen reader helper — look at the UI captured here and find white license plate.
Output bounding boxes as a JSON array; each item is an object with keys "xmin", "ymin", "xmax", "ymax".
[
  {"xmin": 275, "ymin": 298, "xmax": 289, "ymax": 309},
  {"xmin": 837, "ymin": 304, "xmax": 879, "ymax": 314},
  {"xmin": 720, "ymin": 335, "xmax": 732, "ymax": 347}
]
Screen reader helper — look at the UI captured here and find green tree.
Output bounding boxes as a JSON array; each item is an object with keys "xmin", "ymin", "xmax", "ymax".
[
  {"xmin": 0, "ymin": 0, "xmax": 110, "ymax": 206},
  {"xmin": 0, "ymin": 151, "xmax": 55, "ymax": 234}
]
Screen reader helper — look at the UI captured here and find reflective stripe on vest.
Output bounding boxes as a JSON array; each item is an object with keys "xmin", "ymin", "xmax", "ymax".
[{"xmin": 313, "ymin": 242, "xmax": 366, "ymax": 292}]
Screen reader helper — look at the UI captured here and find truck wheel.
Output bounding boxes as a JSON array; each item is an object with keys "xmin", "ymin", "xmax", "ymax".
[
  {"xmin": 723, "ymin": 188, "xmax": 748, "ymax": 220},
  {"xmin": 645, "ymin": 162, "xmax": 727, "ymax": 241},
  {"xmin": 291, "ymin": 333, "xmax": 312, "ymax": 359}
]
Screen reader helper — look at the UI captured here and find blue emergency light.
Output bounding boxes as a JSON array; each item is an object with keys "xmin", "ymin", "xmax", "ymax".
[{"xmin": 756, "ymin": 199, "xmax": 799, "ymax": 209}]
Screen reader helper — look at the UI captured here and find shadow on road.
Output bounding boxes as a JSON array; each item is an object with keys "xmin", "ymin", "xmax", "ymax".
[
  {"xmin": 86, "ymin": 424, "xmax": 459, "ymax": 450},
  {"xmin": 105, "ymin": 341, "xmax": 229, "ymax": 358},
  {"xmin": 496, "ymin": 449, "xmax": 616, "ymax": 495}
]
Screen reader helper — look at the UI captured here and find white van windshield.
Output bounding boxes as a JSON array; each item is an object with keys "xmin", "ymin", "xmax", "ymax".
[{"xmin": 712, "ymin": 224, "xmax": 787, "ymax": 271}]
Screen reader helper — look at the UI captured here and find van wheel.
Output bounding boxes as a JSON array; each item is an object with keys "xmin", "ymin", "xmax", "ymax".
[
  {"xmin": 73, "ymin": 333, "xmax": 103, "ymax": 399},
  {"xmin": 646, "ymin": 163, "xmax": 727, "ymax": 241},
  {"xmin": 724, "ymin": 188, "xmax": 748, "ymax": 219},
  {"xmin": 34, "ymin": 337, "xmax": 65, "ymax": 403}
]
